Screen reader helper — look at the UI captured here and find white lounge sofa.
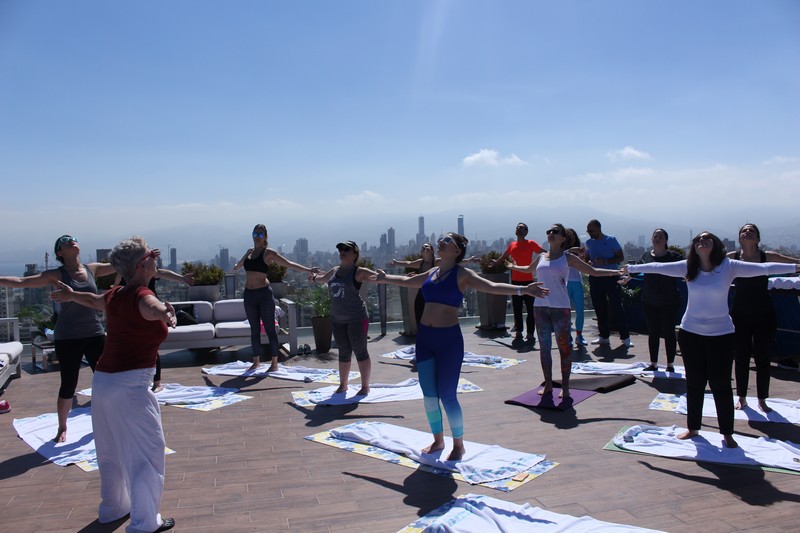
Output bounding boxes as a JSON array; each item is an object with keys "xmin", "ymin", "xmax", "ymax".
[
  {"xmin": 158, "ymin": 298, "xmax": 298, "ymax": 356},
  {"xmin": 0, "ymin": 318, "xmax": 23, "ymax": 391}
]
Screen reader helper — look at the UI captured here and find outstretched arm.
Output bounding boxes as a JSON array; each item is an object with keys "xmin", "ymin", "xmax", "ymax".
[
  {"xmin": 567, "ymin": 254, "xmax": 621, "ymax": 277},
  {"xmin": 506, "ymin": 255, "xmax": 539, "ymax": 274},
  {"xmin": 371, "ymin": 269, "xmax": 428, "ymax": 288},
  {"xmin": 309, "ymin": 268, "xmax": 336, "ymax": 285},
  {"xmin": 156, "ymin": 268, "xmax": 194, "ymax": 285},
  {"xmin": 49, "ymin": 281, "xmax": 106, "ymax": 311},
  {"xmin": 462, "ymin": 268, "xmax": 549, "ymax": 298},
  {"xmin": 138, "ymin": 295, "xmax": 177, "ymax": 327},
  {"xmin": 765, "ymin": 251, "xmax": 800, "ymax": 264},
  {"xmin": 387, "ymin": 258, "xmax": 423, "ymax": 268},
  {"xmin": 0, "ymin": 270, "xmax": 61, "ymax": 289},
  {"xmin": 266, "ymin": 249, "xmax": 321, "ymax": 275}
]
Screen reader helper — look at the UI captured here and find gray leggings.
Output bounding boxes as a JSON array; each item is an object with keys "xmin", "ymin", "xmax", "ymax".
[{"xmin": 243, "ymin": 286, "xmax": 279, "ymax": 358}]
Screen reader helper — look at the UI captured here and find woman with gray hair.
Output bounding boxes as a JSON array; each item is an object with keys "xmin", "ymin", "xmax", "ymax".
[{"xmin": 52, "ymin": 235, "xmax": 176, "ymax": 533}]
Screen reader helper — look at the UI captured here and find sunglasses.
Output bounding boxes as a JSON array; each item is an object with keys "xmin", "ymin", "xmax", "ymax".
[
  {"xmin": 138, "ymin": 249, "xmax": 158, "ymax": 265},
  {"xmin": 546, "ymin": 229, "xmax": 562, "ymax": 236},
  {"xmin": 252, "ymin": 232, "xmax": 266, "ymax": 238},
  {"xmin": 438, "ymin": 236, "xmax": 463, "ymax": 249},
  {"xmin": 55, "ymin": 236, "xmax": 78, "ymax": 252},
  {"xmin": 338, "ymin": 247, "xmax": 353, "ymax": 253}
]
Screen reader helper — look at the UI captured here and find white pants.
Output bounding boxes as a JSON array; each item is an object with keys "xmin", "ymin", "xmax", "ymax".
[{"xmin": 92, "ymin": 368, "xmax": 165, "ymax": 533}]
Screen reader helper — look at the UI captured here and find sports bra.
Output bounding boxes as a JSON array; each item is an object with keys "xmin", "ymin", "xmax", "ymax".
[
  {"xmin": 420, "ymin": 265, "xmax": 463, "ymax": 308},
  {"xmin": 243, "ymin": 249, "xmax": 268, "ymax": 273}
]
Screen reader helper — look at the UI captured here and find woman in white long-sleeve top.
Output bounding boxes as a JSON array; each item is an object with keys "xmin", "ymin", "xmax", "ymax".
[{"xmin": 623, "ymin": 231, "xmax": 800, "ymax": 448}]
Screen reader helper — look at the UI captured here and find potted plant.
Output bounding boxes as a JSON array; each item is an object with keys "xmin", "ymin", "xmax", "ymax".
[
  {"xmin": 16, "ymin": 304, "xmax": 56, "ymax": 342},
  {"xmin": 182, "ymin": 261, "xmax": 225, "ymax": 302},
  {"xmin": 301, "ymin": 285, "xmax": 332, "ymax": 353},
  {"xmin": 477, "ymin": 251, "xmax": 509, "ymax": 330},
  {"xmin": 266, "ymin": 262, "xmax": 288, "ymax": 297}
]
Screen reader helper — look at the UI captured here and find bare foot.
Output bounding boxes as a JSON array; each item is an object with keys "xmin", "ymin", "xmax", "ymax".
[
  {"xmin": 538, "ymin": 387, "xmax": 553, "ymax": 396},
  {"xmin": 247, "ymin": 358, "xmax": 260, "ymax": 372},
  {"xmin": 333, "ymin": 385, "xmax": 348, "ymax": 394},
  {"xmin": 151, "ymin": 383, "xmax": 164, "ymax": 394},
  {"xmin": 447, "ymin": 445, "xmax": 466, "ymax": 461},
  {"xmin": 421, "ymin": 441, "xmax": 445, "ymax": 455},
  {"xmin": 735, "ymin": 397, "xmax": 747, "ymax": 410},
  {"xmin": 266, "ymin": 365, "xmax": 279, "ymax": 373},
  {"xmin": 758, "ymin": 400, "xmax": 772, "ymax": 413},
  {"xmin": 356, "ymin": 388, "xmax": 369, "ymax": 396},
  {"xmin": 723, "ymin": 434, "xmax": 738, "ymax": 448},
  {"xmin": 559, "ymin": 389, "xmax": 570, "ymax": 399},
  {"xmin": 676, "ymin": 429, "xmax": 699, "ymax": 440},
  {"xmin": 54, "ymin": 426, "xmax": 67, "ymax": 443}
]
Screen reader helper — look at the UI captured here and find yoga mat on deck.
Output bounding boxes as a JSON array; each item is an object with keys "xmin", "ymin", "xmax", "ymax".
[
  {"xmin": 551, "ymin": 374, "xmax": 635, "ymax": 392},
  {"xmin": 505, "ymin": 386, "xmax": 596, "ymax": 410},
  {"xmin": 398, "ymin": 493, "xmax": 665, "ymax": 533},
  {"xmin": 292, "ymin": 378, "xmax": 481, "ymax": 407},
  {"xmin": 604, "ymin": 425, "xmax": 800, "ymax": 475},
  {"xmin": 305, "ymin": 420, "xmax": 558, "ymax": 491}
]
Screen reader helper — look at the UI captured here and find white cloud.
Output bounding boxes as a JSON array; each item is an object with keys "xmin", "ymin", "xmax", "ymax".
[
  {"xmin": 763, "ymin": 155, "xmax": 799, "ymax": 165},
  {"xmin": 335, "ymin": 190, "xmax": 387, "ymax": 206},
  {"xmin": 606, "ymin": 145, "xmax": 652, "ymax": 162},
  {"xmin": 462, "ymin": 149, "xmax": 528, "ymax": 167}
]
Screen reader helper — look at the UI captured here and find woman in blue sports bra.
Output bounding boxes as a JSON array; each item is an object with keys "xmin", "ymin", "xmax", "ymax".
[
  {"xmin": 233, "ymin": 224, "xmax": 319, "ymax": 372},
  {"xmin": 375, "ymin": 232, "xmax": 549, "ymax": 461}
]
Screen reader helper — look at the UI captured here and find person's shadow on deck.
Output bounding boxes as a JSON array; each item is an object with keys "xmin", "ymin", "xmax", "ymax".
[{"xmin": 344, "ymin": 469, "xmax": 458, "ymax": 517}]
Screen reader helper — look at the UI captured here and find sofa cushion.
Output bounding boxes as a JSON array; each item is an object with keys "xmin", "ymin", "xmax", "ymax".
[
  {"xmin": 213, "ymin": 299, "xmax": 247, "ymax": 322},
  {"xmin": 0, "ymin": 341, "xmax": 23, "ymax": 361},
  {"xmin": 214, "ymin": 320, "xmax": 252, "ymax": 339},
  {"xmin": 164, "ymin": 323, "xmax": 216, "ymax": 342}
]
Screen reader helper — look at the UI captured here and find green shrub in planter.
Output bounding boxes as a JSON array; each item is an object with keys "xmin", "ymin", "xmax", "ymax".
[{"xmin": 181, "ymin": 261, "xmax": 225, "ymax": 285}]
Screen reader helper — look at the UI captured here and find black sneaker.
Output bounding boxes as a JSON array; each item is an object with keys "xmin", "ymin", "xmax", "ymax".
[{"xmin": 777, "ymin": 358, "xmax": 799, "ymax": 371}]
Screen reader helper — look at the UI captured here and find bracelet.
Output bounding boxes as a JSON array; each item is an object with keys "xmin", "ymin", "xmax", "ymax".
[{"xmin": 516, "ymin": 287, "xmax": 523, "ymax": 296}]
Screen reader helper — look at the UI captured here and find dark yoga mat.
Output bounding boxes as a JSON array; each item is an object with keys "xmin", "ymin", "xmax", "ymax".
[
  {"xmin": 505, "ymin": 386, "xmax": 596, "ymax": 410},
  {"xmin": 550, "ymin": 374, "xmax": 636, "ymax": 392}
]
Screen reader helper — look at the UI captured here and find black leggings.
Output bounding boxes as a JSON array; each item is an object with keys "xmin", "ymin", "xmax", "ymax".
[
  {"xmin": 732, "ymin": 311, "xmax": 776, "ymax": 399},
  {"xmin": 511, "ymin": 280, "xmax": 534, "ymax": 335},
  {"xmin": 54, "ymin": 335, "xmax": 105, "ymax": 399},
  {"xmin": 677, "ymin": 329, "xmax": 735, "ymax": 435},
  {"xmin": 243, "ymin": 286, "xmax": 279, "ymax": 358},
  {"xmin": 643, "ymin": 302, "xmax": 678, "ymax": 363}
]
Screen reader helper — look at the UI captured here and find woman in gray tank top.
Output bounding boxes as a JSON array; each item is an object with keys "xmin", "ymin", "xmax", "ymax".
[{"xmin": 0, "ymin": 235, "xmax": 116, "ymax": 442}]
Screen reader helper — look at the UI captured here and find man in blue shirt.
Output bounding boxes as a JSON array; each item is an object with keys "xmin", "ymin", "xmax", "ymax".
[{"xmin": 584, "ymin": 219, "xmax": 632, "ymax": 348}]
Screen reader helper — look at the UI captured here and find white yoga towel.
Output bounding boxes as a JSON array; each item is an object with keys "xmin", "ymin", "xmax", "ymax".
[
  {"xmin": 407, "ymin": 493, "xmax": 664, "ymax": 532},
  {"xmin": 79, "ymin": 383, "xmax": 240, "ymax": 405},
  {"xmin": 571, "ymin": 361, "xmax": 685, "ymax": 379},
  {"xmin": 304, "ymin": 378, "xmax": 425, "ymax": 405},
  {"xmin": 613, "ymin": 425, "xmax": 800, "ymax": 472},
  {"xmin": 201, "ymin": 361, "xmax": 359, "ymax": 383},
  {"xmin": 12, "ymin": 407, "xmax": 97, "ymax": 467},
  {"xmin": 381, "ymin": 346, "xmax": 518, "ymax": 368},
  {"xmin": 675, "ymin": 394, "xmax": 800, "ymax": 424},
  {"xmin": 330, "ymin": 421, "xmax": 545, "ymax": 484}
]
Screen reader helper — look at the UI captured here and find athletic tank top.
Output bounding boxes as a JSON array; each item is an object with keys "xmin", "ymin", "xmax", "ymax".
[
  {"xmin": 731, "ymin": 250, "xmax": 772, "ymax": 316},
  {"xmin": 53, "ymin": 265, "xmax": 105, "ymax": 340},
  {"xmin": 534, "ymin": 254, "xmax": 570, "ymax": 309},
  {"xmin": 243, "ymin": 249, "xmax": 269, "ymax": 273},
  {"xmin": 420, "ymin": 265, "xmax": 463, "ymax": 308},
  {"xmin": 329, "ymin": 266, "xmax": 368, "ymax": 322}
]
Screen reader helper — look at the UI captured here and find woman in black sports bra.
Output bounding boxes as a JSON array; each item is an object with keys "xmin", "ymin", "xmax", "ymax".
[{"xmin": 233, "ymin": 224, "xmax": 319, "ymax": 371}]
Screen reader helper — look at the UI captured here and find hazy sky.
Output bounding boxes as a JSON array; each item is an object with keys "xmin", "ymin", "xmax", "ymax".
[{"xmin": 1, "ymin": 0, "xmax": 798, "ymax": 268}]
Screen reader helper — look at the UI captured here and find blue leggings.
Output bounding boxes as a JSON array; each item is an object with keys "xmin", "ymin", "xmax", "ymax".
[
  {"xmin": 243, "ymin": 286, "xmax": 279, "ymax": 358},
  {"xmin": 567, "ymin": 280, "xmax": 584, "ymax": 333},
  {"xmin": 416, "ymin": 324, "xmax": 464, "ymax": 438}
]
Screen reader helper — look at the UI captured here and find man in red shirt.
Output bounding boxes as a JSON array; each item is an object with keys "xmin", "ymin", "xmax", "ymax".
[{"xmin": 492, "ymin": 223, "xmax": 544, "ymax": 343}]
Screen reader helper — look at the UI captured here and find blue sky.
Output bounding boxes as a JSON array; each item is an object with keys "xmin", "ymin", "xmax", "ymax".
[{"xmin": 1, "ymin": 0, "xmax": 798, "ymax": 269}]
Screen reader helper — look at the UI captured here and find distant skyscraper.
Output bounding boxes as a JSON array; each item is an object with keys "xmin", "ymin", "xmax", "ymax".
[
  {"xmin": 294, "ymin": 238, "xmax": 309, "ymax": 265},
  {"xmin": 24, "ymin": 264, "xmax": 38, "ymax": 276},
  {"xmin": 417, "ymin": 216, "xmax": 426, "ymax": 246},
  {"xmin": 458, "ymin": 214, "xmax": 464, "ymax": 236},
  {"xmin": 219, "ymin": 248, "xmax": 230, "ymax": 270},
  {"xmin": 96, "ymin": 249, "xmax": 111, "ymax": 263},
  {"xmin": 387, "ymin": 227, "xmax": 396, "ymax": 256},
  {"xmin": 169, "ymin": 248, "xmax": 177, "ymax": 271}
]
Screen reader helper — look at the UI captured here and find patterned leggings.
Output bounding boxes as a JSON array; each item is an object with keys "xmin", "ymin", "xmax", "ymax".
[{"xmin": 533, "ymin": 307, "xmax": 572, "ymax": 385}]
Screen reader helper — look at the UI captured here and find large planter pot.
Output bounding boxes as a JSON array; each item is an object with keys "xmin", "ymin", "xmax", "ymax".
[
  {"xmin": 398, "ymin": 286, "xmax": 419, "ymax": 335},
  {"xmin": 270, "ymin": 281, "xmax": 286, "ymax": 299},
  {"xmin": 477, "ymin": 272, "xmax": 509, "ymax": 329},
  {"xmin": 187, "ymin": 284, "xmax": 221, "ymax": 302},
  {"xmin": 311, "ymin": 316, "xmax": 333, "ymax": 354}
]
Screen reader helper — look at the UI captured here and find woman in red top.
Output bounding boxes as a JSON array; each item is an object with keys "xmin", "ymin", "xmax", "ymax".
[{"xmin": 52, "ymin": 236, "xmax": 176, "ymax": 533}]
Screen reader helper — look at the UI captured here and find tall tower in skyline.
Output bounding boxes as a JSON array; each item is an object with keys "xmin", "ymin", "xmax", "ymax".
[
  {"xmin": 96, "ymin": 249, "xmax": 111, "ymax": 263},
  {"xmin": 219, "ymin": 247, "xmax": 230, "ymax": 270},
  {"xmin": 169, "ymin": 248, "xmax": 177, "ymax": 271},
  {"xmin": 387, "ymin": 227, "xmax": 395, "ymax": 256},
  {"xmin": 457, "ymin": 214, "xmax": 464, "ymax": 236},
  {"xmin": 416, "ymin": 216, "xmax": 426, "ymax": 246},
  {"xmin": 294, "ymin": 238, "xmax": 309, "ymax": 265}
]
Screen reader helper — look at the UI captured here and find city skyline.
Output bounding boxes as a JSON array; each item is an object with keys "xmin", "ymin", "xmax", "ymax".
[{"xmin": 1, "ymin": 2, "xmax": 798, "ymax": 272}]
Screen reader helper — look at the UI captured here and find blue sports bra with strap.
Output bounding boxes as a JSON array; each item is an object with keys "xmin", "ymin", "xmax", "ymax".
[{"xmin": 420, "ymin": 265, "xmax": 463, "ymax": 308}]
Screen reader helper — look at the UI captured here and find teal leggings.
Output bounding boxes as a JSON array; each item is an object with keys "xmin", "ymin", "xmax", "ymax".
[{"xmin": 416, "ymin": 324, "xmax": 464, "ymax": 438}]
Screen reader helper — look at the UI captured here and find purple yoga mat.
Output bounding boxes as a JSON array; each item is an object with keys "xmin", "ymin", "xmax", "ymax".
[{"xmin": 505, "ymin": 386, "xmax": 596, "ymax": 410}]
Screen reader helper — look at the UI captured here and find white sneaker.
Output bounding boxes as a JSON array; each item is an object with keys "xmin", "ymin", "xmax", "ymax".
[
  {"xmin": 575, "ymin": 335, "xmax": 588, "ymax": 346},
  {"xmin": 622, "ymin": 338, "xmax": 634, "ymax": 348},
  {"xmin": 591, "ymin": 337, "xmax": 610, "ymax": 345}
]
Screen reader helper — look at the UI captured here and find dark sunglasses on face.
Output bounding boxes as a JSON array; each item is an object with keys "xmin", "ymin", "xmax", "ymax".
[
  {"xmin": 56, "ymin": 236, "xmax": 78, "ymax": 252},
  {"xmin": 252, "ymin": 232, "xmax": 266, "ymax": 238},
  {"xmin": 546, "ymin": 229, "xmax": 562, "ymax": 236}
]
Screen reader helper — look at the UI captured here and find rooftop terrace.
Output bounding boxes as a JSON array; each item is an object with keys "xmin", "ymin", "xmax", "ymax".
[{"xmin": 2, "ymin": 320, "xmax": 799, "ymax": 533}]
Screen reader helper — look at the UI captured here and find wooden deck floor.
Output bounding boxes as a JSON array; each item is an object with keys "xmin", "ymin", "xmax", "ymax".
[{"xmin": 2, "ymin": 322, "xmax": 799, "ymax": 533}]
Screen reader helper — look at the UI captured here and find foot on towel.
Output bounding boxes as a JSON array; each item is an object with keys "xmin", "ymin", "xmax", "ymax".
[
  {"xmin": 676, "ymin": 429, "xmax": 699, "ymax": 440},
  {"xmin": 422, "ymin": 440, "xmax": 446, "ymax": 455},
  {"xmin": 723, "ymin": 434, "xmax": 738, "ymax": 448},
  {"xmin": 247, "ymin": 358, "xmax": 261, "ymax": 372},
  {"xmin": 645, "ymin": 364, "xmax": 657, "ymax": 372},
  {"xmin": 151, "ymin": 381, "xmax": 163, "ymax": 393},
  {"xmin": 735, "ymin": 397, "xmax": 747, "ymax": 410},
  {"xmin": 267, "ymin": 364, "xmax": 279, "ymax": 373},
  {"xmin": 54, "ymin": 426, "xmax": 67, "ymax": 443},
  {"xmin": 333, "ymin": 385, "xmax": 348, "ymax": 394},
  {"xmin": 666, "ymin": 365, "xmax": 675, "ymax": 373},
  {"xmin": 355, "ymin": 387, "xmax": 369, "ymax": 396},
  {"xmin": 153, "ymin": 518, "xmax": 175, "ymax": 532},
  {"xmin": 758, "ymin": 399, "xmax": 773, "ymax": 413},
  {"xmin": 447, "ymin": 445, "xmax": 466, "ymax": 461}
]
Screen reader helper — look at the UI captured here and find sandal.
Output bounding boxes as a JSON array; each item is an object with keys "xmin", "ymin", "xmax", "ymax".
[
  {"xmin": 153, "ymin": 518, "xmax": 175, "ymax": 532},
  {"xmin": 644, "ymin": 364, "xmax": 657, "ymax": 372}
]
